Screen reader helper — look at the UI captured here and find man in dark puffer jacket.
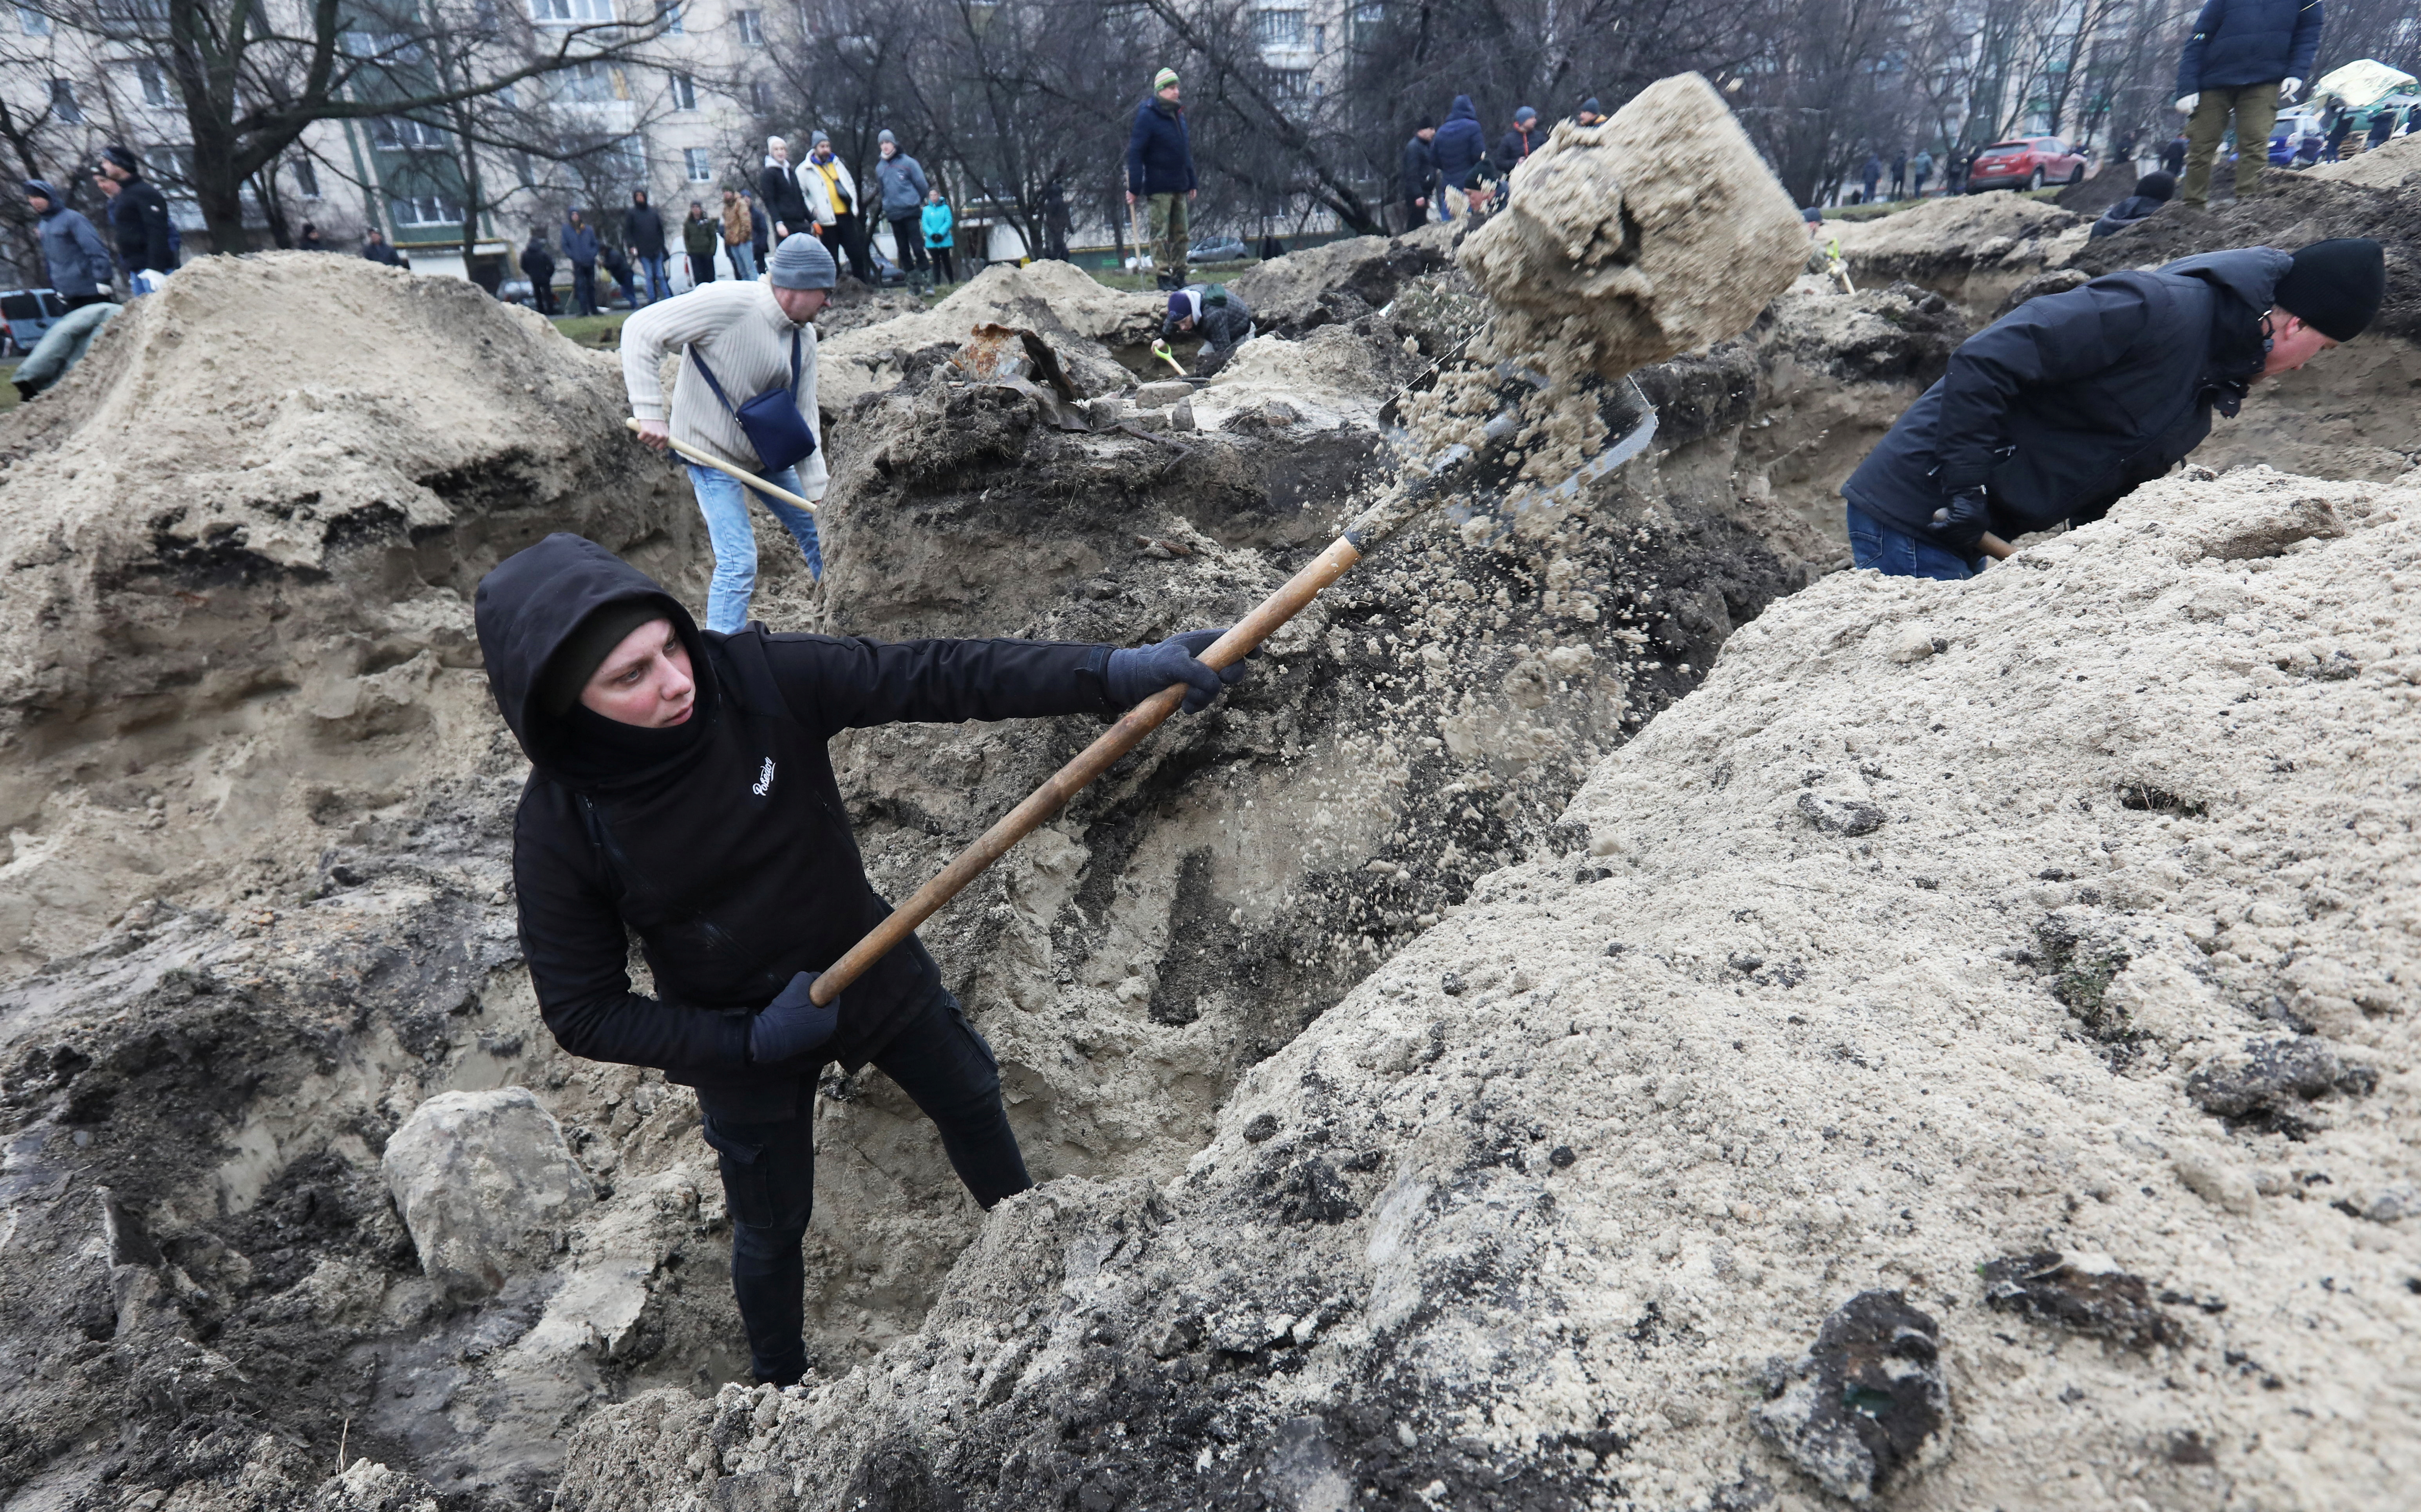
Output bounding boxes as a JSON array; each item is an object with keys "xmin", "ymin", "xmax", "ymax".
[
  {"xmin": 476, "ymin": 533, "xmax": 1249, "ymax": 1387},
  {"xmin": 2175, "ymin": 0, "xmax": 2325, "ymax": 206},
  {"xmin": 1840, "ymin": 238, "xmax": 2381, "ymax": 580},
  {"xmin": 2090, "ymin": 171, "xmax": 2176, "ymax": 237}
]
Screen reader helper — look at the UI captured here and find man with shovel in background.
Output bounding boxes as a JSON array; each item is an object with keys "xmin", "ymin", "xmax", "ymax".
[
  {"xmin": 472, "ymin": 535, "xmax": 1247, "ymax": 1387},
  {"xmin": 1839, "ymin": 238, "xmax": 2381, "ymax": 580},
  {"xmin": 623, "ymin": 233, "xmax": 833, "ymax": 628}
]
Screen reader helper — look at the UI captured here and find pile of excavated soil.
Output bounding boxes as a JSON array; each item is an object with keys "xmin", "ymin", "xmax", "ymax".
[
  {"xmin": 2304, "ymin": 132, "xmax": 2421, "ymax": 187},
  {"xmin": 0, "ymin": 253, "xmax": 697, "ymax": 974},
  {"xmin": 1834, "ymin": 193, "xmax": 2090, "ymax": 308},
  {"xmin": 815, "ymin": 260, "xmax": 1164, "ymax": 409},
  {"xmin": 1228, "ymin": 223, "xmax": 1457, "ymax": 338},
  {"xmin": 1193, "ymin": 318, "xmax": 1430, "ymax": 430},
  {"xmin": 561, "ymin": 467, "xmax": 2421, "ymax": 1512},
  {"xmin": 1458, "ymin": 73, "xmax": 1804, "ymax": 380}
]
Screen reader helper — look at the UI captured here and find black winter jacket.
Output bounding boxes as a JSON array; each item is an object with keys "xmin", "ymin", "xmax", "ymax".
[
  {"xmin": 1490, "ymin": 124, "xmax": 1538, "ymax": 180},
  {"xmin": 520, "ymin": 238, "xmax": 555, "ymax": 285},
  {"xmin": 476, "ymin": 534, "xmax": 1122, "ymax": 1108},
  {"xmin": 1127, "ymin": 96, "xmax": 1197, "ymax": 196},
  {"xmin": 1841, "ymin": 248, "xmax": 2285, "ymax": 543},
  {"xmin": 2177, "ymin": 0, "xmax": 2323, "ymax": 94},
  {"xmin": 109, "ymin": 176, "xmax": 175, "ymax": 275},
  {"xmin": 1432, "ymin": 96, "xmax": 1487, "ymax": 189},
  {"xmin": 2090, "ymin": 195, "xmax": 2168, "ymax": 238},
  {"xmin": 625, "ymin": 202, "xmax": 667, "ymax": 258},
  {"xmin": 1399, "ymin": 133, "xmax": 1436, "ymax": 204},
  {"xmin": 759, "ymin": 163, "xmax": 812, "ymax": 233}
]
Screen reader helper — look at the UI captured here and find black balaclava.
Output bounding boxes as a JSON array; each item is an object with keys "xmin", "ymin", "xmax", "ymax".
[{"xmin": 541, "ymin": 599, "xmax": 709, "ymax": 784}]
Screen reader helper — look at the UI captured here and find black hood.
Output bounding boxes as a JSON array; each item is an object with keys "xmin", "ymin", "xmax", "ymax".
[
  {"xmin": 474, "ymin": 533, "xmax": 716, "ymax": 776},
  {"xmin": 2162, "ymin": 246, "xmax": 2291, "ymax": 383}
]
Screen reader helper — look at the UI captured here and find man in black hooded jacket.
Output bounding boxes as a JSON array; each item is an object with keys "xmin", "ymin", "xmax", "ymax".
[
  {"xmin": 1839, "ymin": 238, "xmax": 2382, "ymax": 579},
  {"xmin": 474, "ymin": 533, "xmax": 1247, "ymax": 1386}
]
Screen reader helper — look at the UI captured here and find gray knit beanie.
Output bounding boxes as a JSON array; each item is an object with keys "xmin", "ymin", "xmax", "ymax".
[
  {"xmin": 768, "ymin": 233, "xmax": 836, "ymax": 290},
  {"xmin": 879, "ymin": 128, "xmax": 896, "ymax": 146}
]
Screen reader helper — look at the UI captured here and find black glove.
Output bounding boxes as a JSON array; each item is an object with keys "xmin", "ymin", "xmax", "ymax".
[
  {"xmin": 1928, "ymin": 489, "xmax": 1991, "ymax": 551},
  {"xmin": 747, "ymin": 971, "xmax": 839, "ymax": 1065},
  {"xmin": 1105, "ymin": 629, "xmax": 1249, "ymax": 714}
]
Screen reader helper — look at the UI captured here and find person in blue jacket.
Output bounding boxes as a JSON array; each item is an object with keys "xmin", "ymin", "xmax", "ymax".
[
  {"xmin": 1430, "ymin": 95, "xmax": 1487, "ymax": 219},
  {"xmin": 2175, "ymin": 0, "xmax": 2325, "ymax": 206},
  {"xmin": 1126, "ymin": 67, "xmax": 1197, "ymax": 289},
  {"xmin": 474, "ymin": 532, "xmax": 1249, "ymax": 1386},
  {"xmin": 1840, "ymin": 238, "xmax": 2380, "ymax": 580},
  {"xmin": 24, "ymin": 179, "xmax": 116, "ymax": 308},
  {"xmin": 920, "ymin": 188, "xmax": 955, "ymax": 286},
  {"xmin": 561, "ymin": 207, "xmax": 602, "ymax": 316}
]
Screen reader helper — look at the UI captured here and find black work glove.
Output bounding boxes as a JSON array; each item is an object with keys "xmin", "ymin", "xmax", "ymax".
[
  {"xmin": 1928, "ymin": 488, "xmax": 1991, "ymax": 551},
  {"xmin": 747, "ymin": 971, "xmax": 839, "ymax": 1065},
  {"xmin": 1105, "ymin": 629, "xmax": 1250, "ymax": 714}
]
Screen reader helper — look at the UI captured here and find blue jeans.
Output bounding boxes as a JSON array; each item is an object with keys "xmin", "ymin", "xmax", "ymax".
[
  {"xmin": 689, "ymin": 462, "xmax": 819, "ymax": 631},
  {"xmin": 637, "ymin": 255, "xmax": 670, "ymax": 305},
  {"xmin": 701, "ymin": 990, "xmax": 1030, "ymax": 1385},
  {"xmin": 1846, "ymin": 501, "xmax": 1976, "ymax": 581},
  {"xmin": 729, "ymin": 240, "xmax": 758, "ymax": 280}
]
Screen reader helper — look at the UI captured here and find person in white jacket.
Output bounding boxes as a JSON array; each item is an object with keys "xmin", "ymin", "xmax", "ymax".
[
  {"xmin": 622, "ymin": 235, "xmax": 834, "ymax": 629},
  {"xmin": 798, "ymin": 131, "xmax": 871, "ymax": 282}
]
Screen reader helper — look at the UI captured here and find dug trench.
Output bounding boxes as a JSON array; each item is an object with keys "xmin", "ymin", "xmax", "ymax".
[{"xmin": 0, "ymin": 161, "xmax": 2413, "ymax": 1511}]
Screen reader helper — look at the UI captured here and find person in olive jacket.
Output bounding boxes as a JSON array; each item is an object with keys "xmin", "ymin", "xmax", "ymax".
[
  {"xmin": 473, "ymin": 533, "xmax": 1248, "ymax": 1386},
  {"xmin": 682, "ymin": 200, "xmax": 720, "ymax": 283},
  {"xmin": 1841, "ymin": 238, "xmax": 2380, "ymax": 580}
]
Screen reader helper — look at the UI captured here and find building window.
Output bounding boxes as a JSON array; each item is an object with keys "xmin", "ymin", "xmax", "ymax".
[
  {"xmin": 371, "ymin": 116, "xmax": 448, "ymax": 150},
  {"xmin": 1272, "ymin": 68, "xmax": 1310, "ymax": 98},
  {"xmin": 664, "ymin": 0, "xmax": 682, "ymax": 31},
  {"xmin": 554, "ymin": 59, "xmax": 625, "ymax": 101},
  {"xmin": 670, "ymin": 72, "xmax": 696, "ymax": 109},
  {"xmin": 293, "ymin": 159, "xmax": 320, "ymax": 198},
  {"xmin": 1253, "ymin": 8, "xmax": 1304, "ymax": 46},
  {"xmin": 1311, "ymin": 22, "xmax": 1324, "ymax": 49},
  {"xmin": 685, "ymin": 147, "xmax": 712, "ymax": 181},
  {"xmin": 734, "ymin": 7, "xmax": 762, "ymax": 44},
  {"xmin": 49, "ymin": 79, "xmax": 81, "ymax": 123},
  {"xmin": 17, "ymin": 5, "xmax": 48, "ymax": 34},
  {"xmin": 749, "ymin": 81, "xmax": 772, "ymax": 113},
  {"xmin": 530, "ymin": 0, "xmax": 612, "ymax": 23},
  {"xmin": 137, "ymin": 59, "xmax": 172, "ymax": 105},
  {"xmin": 392, "ymin": 194, "xmax": 463, "ymax": 226},
  {"xmin": 1351, "ymin": 1, "xmax": 1381, "ymax": 19}
]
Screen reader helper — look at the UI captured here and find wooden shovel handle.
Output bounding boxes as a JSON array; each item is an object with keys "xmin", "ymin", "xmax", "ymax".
[
  {"xmin": 812, "ymin": 532, "xmax": 1366, "ymax": 1005},
  {"xmin": 625, "ymin": 418, "xmax": 818, "ymax": 514}
]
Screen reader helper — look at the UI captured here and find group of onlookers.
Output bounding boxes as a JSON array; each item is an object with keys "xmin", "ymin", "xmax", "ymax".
[
  {"xmin": 13, "ymin": 144, "xmax": 177, "ymax": 397},
  {"xmin": 522, "ymin": 136, "xmax": 961, "ymax": 318},
  {"xmin": 1391, "ymin": 95, "xmax": 1610, "ymax": 232}
]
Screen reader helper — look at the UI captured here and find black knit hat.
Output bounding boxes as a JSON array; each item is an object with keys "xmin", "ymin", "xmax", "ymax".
[
  {"xmin": 2133, "ymin": 171, "xmax": 2175, "ymax": 202},
  {"xmin": 103, "ymin": 144, "xmax": 140, "ymax": 175},
  {"xmin": 2274, "ymin": 237, "xmax": 2386, "ymax": 341},
  {"xmin": 539, "ymin": 598, "xmax": 676, "ymax": 715}
]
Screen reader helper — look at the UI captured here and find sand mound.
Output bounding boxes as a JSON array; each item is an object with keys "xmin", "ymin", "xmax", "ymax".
[
  {"xmin": 1458, "ymin": 73, "xmax": 1804, "ymax": 378},
  {"xmin": 816, "ymin": 260, "xmax": 1164, "ymax": 408},
  {"xmin": 1193, "ymin": 320, "xmax": 1427, "ymax": 430},
  {"xmin": 0, "ymin": 252, "xmax": 696, "ymax": 972},
  {"xmin": 1228, "ymin": 223, "xmax": 1458, "ymax": 337},
  {"xmin": 2304, "ymin": 132, "xmax": 2421, "ymax": 187},
  {"xmin": 1834, "ymin": 192, "xmax": 2083, "ymax": 262},
  {"xmin": 562, "ymin": 466, "xmax": 2421, "ymax": 1510}
]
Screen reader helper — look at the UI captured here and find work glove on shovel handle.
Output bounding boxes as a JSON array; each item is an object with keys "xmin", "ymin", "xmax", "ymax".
[
  {"xmin": 1929, "ymin": 489, "xmax": 1992, "ymax": 552},
  {"xmin": 749, "ymin": 970, "xmax": 839, "ymax": 1065},
  {"xmin": 1106, "ymin": 628, "xmax": 1253, "ymax": 714}
]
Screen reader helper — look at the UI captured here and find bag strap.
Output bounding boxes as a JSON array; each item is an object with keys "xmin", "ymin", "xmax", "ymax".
[
  {"xmin": 788, "ymin": 328, "xmax": 801, "ymax": 391},
  {"xmin": 685, "ymin": 345, "xmax": 739, "ymax": 415}
]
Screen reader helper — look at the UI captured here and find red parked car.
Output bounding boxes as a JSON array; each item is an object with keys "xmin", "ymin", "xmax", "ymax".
[{"xmin": 1964, "ymin": 137, "xmax": 2090, "ymax": 193}]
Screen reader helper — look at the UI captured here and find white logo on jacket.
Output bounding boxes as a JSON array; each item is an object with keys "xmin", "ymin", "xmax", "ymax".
[{"xmin": 752, "ymin": 757, "xmax": 776, "ymax": 797}]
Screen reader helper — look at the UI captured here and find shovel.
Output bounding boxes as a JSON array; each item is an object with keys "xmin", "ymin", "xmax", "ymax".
[
  {"xmin": 626, "ymin": 419, "xmax": 818, "ymax": 514},
  {"xmin": 807, "ymin": 365, "xmax": 1658, "ymax": 1007}
]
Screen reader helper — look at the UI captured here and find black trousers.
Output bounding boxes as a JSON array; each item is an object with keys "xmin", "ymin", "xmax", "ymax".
[
  {"xmin": 821, "ymin": 214, "xmax": 873, "ymax": 283},
  {"xmin": 570, "ymin": 262, "xmax": 597, "ymax": 316},
  {"xmin": 699, "ymin": 989, "xmax": 1030, "ymax": 1385},
  {"xmin": 887, "ymin": 215, "xmax": 928, "ymax": 273},
  {"xmin": 930, "ymin": 247, "xmax": 955, "ymax": 284}
]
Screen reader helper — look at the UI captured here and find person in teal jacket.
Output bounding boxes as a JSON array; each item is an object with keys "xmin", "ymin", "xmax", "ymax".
[{"xmin": 921, "ymin": 190, "xmax": 956, "ymax": 286}]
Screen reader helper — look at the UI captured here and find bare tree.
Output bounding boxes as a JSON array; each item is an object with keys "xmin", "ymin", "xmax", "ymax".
[{"xmin": 22, "ymin": 0, "xmax": 679, "ymax": 252}]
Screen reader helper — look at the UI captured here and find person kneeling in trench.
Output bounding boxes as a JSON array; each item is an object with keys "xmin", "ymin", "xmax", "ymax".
[
  {"xmin": 1164, "ymin": 282, "xmax": 1254, "ymax": 377},
  {"xmin": 1840, "ymin": 237, "xmax": 2383, "ymax": 580},
  {"xmin": 474, "ymin": 533, "xmax": 1248, "ymax": 1386}
]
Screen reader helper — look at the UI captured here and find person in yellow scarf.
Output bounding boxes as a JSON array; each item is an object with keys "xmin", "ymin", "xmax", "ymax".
[{"xmin": 799, "ymin": 131, "xmax": 870, "ymax": 283}]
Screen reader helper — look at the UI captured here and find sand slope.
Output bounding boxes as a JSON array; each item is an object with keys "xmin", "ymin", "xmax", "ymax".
[{"xmin": 563, "ymin": 466, "xmax": 2419, "ymax": 1510}]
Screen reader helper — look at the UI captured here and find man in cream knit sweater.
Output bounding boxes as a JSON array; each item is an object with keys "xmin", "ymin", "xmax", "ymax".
[{"xmin": 623, "ymin": 234, "xmax": 835, "ymax": 631}]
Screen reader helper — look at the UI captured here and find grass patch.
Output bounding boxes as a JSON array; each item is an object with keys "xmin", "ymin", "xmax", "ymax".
[{"xmin": 551, "ymin": 313, "xmax": 628, "ymax": 347}]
